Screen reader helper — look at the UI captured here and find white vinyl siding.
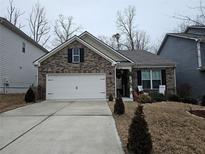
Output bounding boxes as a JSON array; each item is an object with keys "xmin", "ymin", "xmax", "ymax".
[{"xmin": 0, "ymin": 24, "xmax": 45, "ymax": 93}]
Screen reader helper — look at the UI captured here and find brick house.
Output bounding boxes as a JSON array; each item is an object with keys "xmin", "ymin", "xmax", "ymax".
[{"xmin": 34, "ymin": 31, "xmax": 176, "ymax": 100}]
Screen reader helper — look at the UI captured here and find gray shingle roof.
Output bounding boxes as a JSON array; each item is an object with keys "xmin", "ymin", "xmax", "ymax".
[
  {"xmin": 118, "ymin": 50, "xmax": 175, "ymax": 67},
  {"xmin": 185, "ymin": 25, "xmax": 205, "ymax": 33}
]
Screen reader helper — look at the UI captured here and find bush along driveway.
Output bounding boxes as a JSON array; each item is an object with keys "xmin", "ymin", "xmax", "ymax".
[
  {"xmin": 108, "ymin": 101, "xmax": 205, "ymax": 154},
  {"xmin": 0, "ymin": 101, "xmax": 124, "ymax": 154}
]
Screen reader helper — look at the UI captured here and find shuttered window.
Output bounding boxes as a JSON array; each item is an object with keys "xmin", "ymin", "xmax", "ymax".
[
  {"xmin": 72, "ymin": 48, "xmax": 80, "ymax": 63},
  {"xmin": 141, "ymin": 69, "xmax": 163, "ymax": 89},
  {"xmin": 68, "ymin": 48, "xmax": 84, "ymax": 63},
  {"xmin": 142, "ymin": 70, "xmax": 151, "ymax": 89},
  {"xmin": 152, "ymin": 70, "xmax": 161, "ymax": 89}
]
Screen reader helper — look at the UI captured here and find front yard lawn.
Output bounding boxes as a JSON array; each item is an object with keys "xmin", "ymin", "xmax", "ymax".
[
  {"xmin": 108, "ymin": 101, "xmax": 205, "ymax": 154},
  {"xmin": 0, "ymin": 94, "xmax": 28, "ymax": 113}
]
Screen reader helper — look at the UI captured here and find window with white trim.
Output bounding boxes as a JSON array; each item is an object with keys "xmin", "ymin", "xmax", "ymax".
[
  {"xmin": 142, "ymin": 70, "xmax": 151, "ymax": 89},
  {"xmin": 142, "ymin": 70, "xmax": 162, "ymax": 89},
  {"xmin": 72, "ymin": 48, "xmax": 80, "ymax": 63}
]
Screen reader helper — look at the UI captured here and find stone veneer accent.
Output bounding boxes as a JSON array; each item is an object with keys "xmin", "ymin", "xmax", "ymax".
[
  {"xmin": 165, "ymin": 67, "xmax": 176, "ymax": 94},
  {"xmin": 132, "ymin": 67, "xmax": 176, "ymax": 95},
  {"xmin": 38, "ymin": 41, "xmax": 115, "ymax": 99}
]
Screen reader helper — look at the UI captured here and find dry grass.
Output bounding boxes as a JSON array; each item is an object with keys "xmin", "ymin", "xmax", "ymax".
[
  {"xmin": 108, "ymin": 101, "xmax": 205, "ymax": 154},
  {"xmin": 0, "ymin": 94, "xmax": 28, "ymax": 113}
]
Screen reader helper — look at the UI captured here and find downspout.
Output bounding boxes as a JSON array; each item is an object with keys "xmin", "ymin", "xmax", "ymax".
[
  {"xmin": 174, "ymin": 66, "xmax": 177, "ymax": 94},
  {"xmin": 196, "ymin": 40, "xmax": 202, "ymax": 68},
  {"xmin": 112, "ymin": 62, "xmax": 119, "ymax": 98},
  {"xmin": 34, "ymin": 63, "xmax": 40, "ymax": 86},
  {"xmin": 36, "ymin": 65, "xmax": 39, "ymax": 86},
  {"xmin": 114, "ymin": 64, "xmax": 117, "ymax": 98}
]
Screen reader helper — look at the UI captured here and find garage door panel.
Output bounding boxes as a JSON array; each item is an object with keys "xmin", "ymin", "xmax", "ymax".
[{"xmin": 46, "ymin": 74, "xmax": 106, "ymax": 100}]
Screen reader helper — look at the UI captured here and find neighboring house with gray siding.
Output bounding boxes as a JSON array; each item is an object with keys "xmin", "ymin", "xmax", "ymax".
[
  {"xmin": 0, "ymin": 17, "xmax": 48, "ymax": 94},
  {"xmin": 158, "ymin": 26, "xmax": 205, "ymax": 98}
]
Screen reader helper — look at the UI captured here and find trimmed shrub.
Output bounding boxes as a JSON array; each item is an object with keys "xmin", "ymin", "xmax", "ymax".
[
  {"xmin": 177, "ymin": 83, "xmax": 192, "ymax": 98},
  {"xmin": 114, "ymin": 96, "xmax": 125, "ymax": 115},
  {"xmin": 181, "ymin": 97, "xmax": 198, "ymax": 105},
  {"xmin": 108, "ymin": 94, "xmax": 114, "ymax": 101},
  {"xmin": 127, "ymin": 105, "xmax": 152, "ymax": 154},
  {"xmin": 201, "ymin": 95, "xmax": 205, "ymax": 106},
  {"xmin": 167, "ymin": 94, "xmax": 181, "ymax": 102},
  {"xmin": 150, "ymin": 92, "xmax": 166, "ymax": 102},
  {"xmin": 137, "ymin": 94, "xmax": 152, "ymax": 104},
  {"xmin": 25, "ymin": 87, "xmax": 35, "ymax": 103}
]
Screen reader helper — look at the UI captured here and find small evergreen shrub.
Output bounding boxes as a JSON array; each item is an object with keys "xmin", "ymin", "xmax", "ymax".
[
  {"xmin": 167, "ymin": 94, "xmax": 181, "ymax": 102},
  {"xmin": 127, "ymin": 105, "xmax": 152, "ymax": 154},
  {"xmin": 181, "ymin": 97, "xmax": 198, "ymax": 105},
  {"xmin": 201, "ymin": 95, "xmax": 205, "ymax": 106},
  {"xmin": 108, "ymin": 94, "xmax": 114, "ymax": 101},
  {"xmin": 25, "ymin": 87, "xmax": 35, "ymax": 103},
  {"xmin": 114, "ymin": 96, "xmax": 125, "ymax": 115},
  {"xmin": 137, "ymin": 94, "xmax": 152, "ymax": 104},
  {"xmin": 150, "ymin": 92, "xmax": 166, "ymax": 102}
]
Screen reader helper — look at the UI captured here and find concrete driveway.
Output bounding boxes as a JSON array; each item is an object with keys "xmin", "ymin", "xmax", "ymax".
[{"xmin": 0, "ymin": 101, "xmax": 124, "ymax": 154}]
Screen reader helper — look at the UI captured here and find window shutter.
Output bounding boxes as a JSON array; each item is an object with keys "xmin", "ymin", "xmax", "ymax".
[
  {"xmin": 68, "ymin": 48, "xmax": 72, "ymax": 63},
  {"xmin": 137, "ymin": 70, "xmax": 142, "ymax": 85},
  {"xmin": 161, "ymin": 70, "xmax": 166, "ymax": 85},
  {"xmin": 80, "ymin": 48, "xmax": 84, "ymax": 62}
]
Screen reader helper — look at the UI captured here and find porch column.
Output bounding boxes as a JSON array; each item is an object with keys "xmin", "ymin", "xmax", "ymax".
[{"xmin": 129, "ymin": 68, "xmax": 133, "ymax": 99}]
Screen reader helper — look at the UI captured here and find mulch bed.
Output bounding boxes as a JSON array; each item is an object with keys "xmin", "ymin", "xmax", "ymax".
[{"xmin": 189, "ymin": 110, "xmax": 205, "ymax": 118}]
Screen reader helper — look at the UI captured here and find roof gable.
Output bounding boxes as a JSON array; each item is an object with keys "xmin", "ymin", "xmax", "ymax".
[
  {"xmin": 79, "ymin": 31, "xmax": 134, "ymax": 63},
  {"xmin": 157, "ymin": 34, "xmax": 199, "ymax": 55},
  {"xmin": 34, "ymin": 35, "xmax": 117, "ymax": 65},
  {"xmin": 0, "ymin": 17, "xmax": 48, "ymax": 53}
]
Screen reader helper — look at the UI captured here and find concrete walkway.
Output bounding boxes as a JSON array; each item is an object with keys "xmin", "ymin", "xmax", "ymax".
[{"xmin": 0, "ymin": 101, "xmax": 124, "ymax": 154}]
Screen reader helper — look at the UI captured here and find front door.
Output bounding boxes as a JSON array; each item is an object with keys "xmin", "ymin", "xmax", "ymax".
[{"xmin": 116, "ymin": 70, "xmax": 130, "ymax": 97}]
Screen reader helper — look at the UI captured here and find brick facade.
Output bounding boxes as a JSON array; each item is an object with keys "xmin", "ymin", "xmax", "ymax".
[
  {"xmin": 38, "ymin": 40, "xmax": 176, "ymax": 100},
  {"xmin": 38, "ymin": 41, "xmax": 115, "ymax": 99},
  {"xmin": 132, "ymin": 68, "xmax": 176, "ymax": 95}
]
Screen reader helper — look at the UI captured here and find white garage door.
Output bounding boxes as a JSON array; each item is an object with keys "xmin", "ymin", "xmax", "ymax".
[{"xmin": 46, "ymin": 74, "xmax": 106, "ymax": 100}]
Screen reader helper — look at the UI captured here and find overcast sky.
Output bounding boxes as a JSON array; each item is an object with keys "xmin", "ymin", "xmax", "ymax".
[{"xmin": 0, "ymin": 0, "xmax": 201, "ymax": 47}]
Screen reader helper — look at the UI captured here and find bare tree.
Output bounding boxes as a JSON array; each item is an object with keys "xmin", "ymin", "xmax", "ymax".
[
  {"xmin": 5, "ymin": 0, "xmax": 24, "ymax": 28},
  {"xmin": 98, "ymin": 35, "xmax": 119, "ymax": 50},
  {"xmin": 116, "ymin": 6, "xmax": 136, "ymax": 50},
  {"xmin": 116, "ymin": 6, "xmax": 150, "ymax": 51},
  {"xmin": 53, "ymin": 15, "xmax": 81, "ymax": 46},
  {"xmin": 29, "ymin": 2, "xmax": 50, "ymax": 46},
  {"xmin": 135, "ymin": 31, "xmax": 150, "ymax": 51},
  {"xmin": 173, "ymin": 0, "xmax": 205, "ymax": 32}
]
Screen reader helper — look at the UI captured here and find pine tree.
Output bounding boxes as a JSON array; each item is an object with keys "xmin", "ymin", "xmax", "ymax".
[
  {"xmin": 25, "ymin": 87, "xmax": 35, "ymax": 103},
  {"xmin": 114, "ymin": 96, "xmax": 125, "ymax": 115},
  {"xmin": 127, "ymin": 105, "xmax": 152, "ymax": 154}
]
